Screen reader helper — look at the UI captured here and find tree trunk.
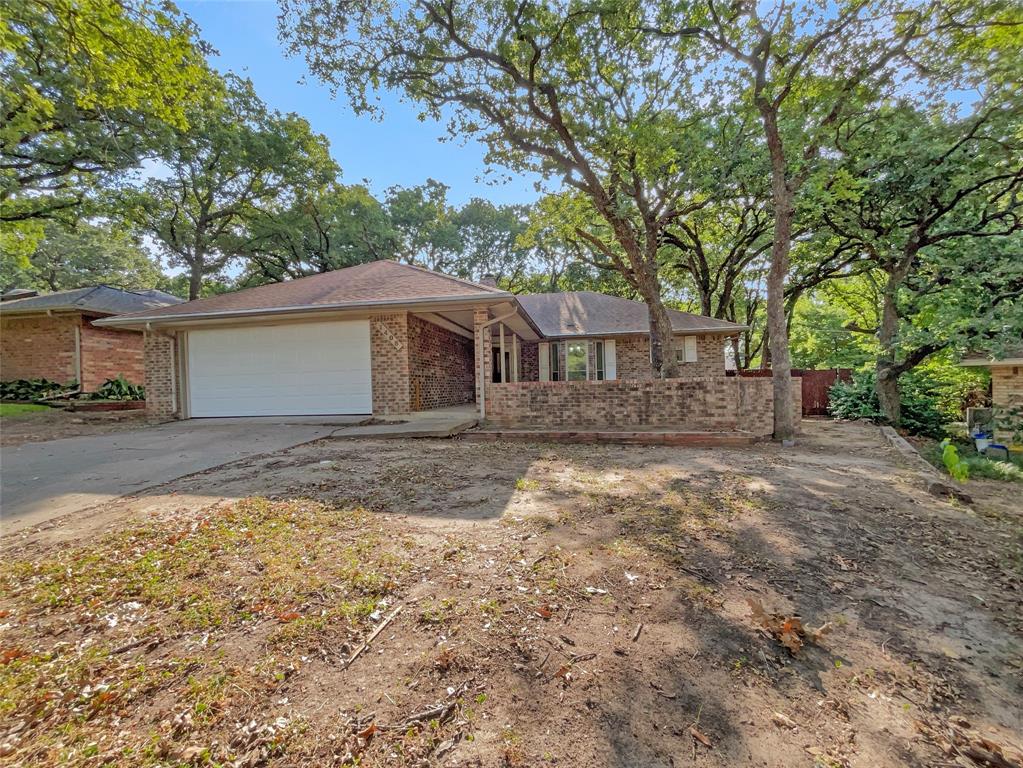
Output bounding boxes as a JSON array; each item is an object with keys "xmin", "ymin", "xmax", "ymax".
[
  {"xmin": 635, "ymin": 267, "xmax": 679, "ymax": 378},
  {"xmin": 875, "ymin": 269, "xmax": 902, "ymax": 424},
  {"xmin": 760, "ymin": 107, "xmax": 797, "ymax": 440},
  {"xmin": 188, "ymin": 259, "xmax": 204, "ymax": 300}
]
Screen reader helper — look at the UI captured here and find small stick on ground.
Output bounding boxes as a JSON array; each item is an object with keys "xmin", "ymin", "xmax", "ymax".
[
  {"xmin": 345, "ymin": 605, "xmax": 403, "ymax": 668},
  {"xmin": 632, "ymin": 623, "xmax": 644, "ymax": 642}
]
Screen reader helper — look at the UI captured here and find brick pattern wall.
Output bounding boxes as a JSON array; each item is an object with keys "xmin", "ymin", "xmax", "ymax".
[
  {"xmin": 0, "ymin": 314, "xmax": 79, "ymax": 384},
  {"xmin": 79, "ymin": 319, "xmax": 145, "ymax": 391},
  {"xmin": 143, "ymin": 331, "xmax": 177, "ymax": 421},
  {"xmin": 992, "ymin": 365, "xmax": 1022, "ymax": 444},
  {"xmin": 370, "ymin": 313, "xmax": 411, "ymax": 415},
  {"xmin": 615, "ymin": 334, "xmax": 725, "ymax": 379},
  {"xmin": 485, "ymin": 376, "xmax": 801, "ymax": 436},
  {"xmin": 407, "ymin": 314, "xmax": 475, "ymax": 409},
  {"xmin": 520, "ymin": 341, "xmax": 539, "ymax": 382}
]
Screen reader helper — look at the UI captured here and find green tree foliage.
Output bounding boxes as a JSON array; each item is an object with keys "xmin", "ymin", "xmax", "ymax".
[
  {"xmin": 279, "ymin": 0, "xmax": 727, "ymax": 377},
  {"xmin": 384, "ymin": 180, "xmax": 462, "ymax": 272},
  {"xmin": 0, "ymin": 220, "xmax": 162, "ymax": 292},
  {"xmin": 237, "ymin": 183, "xmax": 396, "ymax": 284},
  {"xmin": 128, "ymin": 75, "xmax": 339, "ymax": 299},
  {"xmin": 452, "ymin": 199, "xmax": 529, "ymax": 285},
  {"xmin": 1, "ymin": 0, "xmax": 209, "ymax": 227},
  {"xmin": 815, "ymin": 102, "xmax": 1022, "ymax": 424}
]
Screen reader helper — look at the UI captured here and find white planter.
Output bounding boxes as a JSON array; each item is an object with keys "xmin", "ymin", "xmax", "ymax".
[{"xmin": 974, "ymin": 437, "xmax": 990, "ymax": 453}]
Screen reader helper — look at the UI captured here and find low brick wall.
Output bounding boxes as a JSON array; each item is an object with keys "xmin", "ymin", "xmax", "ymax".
[{"xmin": 485, "ymin": 376, "xmax": 801, "ymax": 436}]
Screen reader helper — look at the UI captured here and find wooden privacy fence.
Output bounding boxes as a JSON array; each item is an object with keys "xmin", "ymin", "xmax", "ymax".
[{"xmin": 735, "ymin": 368, "xmax": 852, "ymax": 416}]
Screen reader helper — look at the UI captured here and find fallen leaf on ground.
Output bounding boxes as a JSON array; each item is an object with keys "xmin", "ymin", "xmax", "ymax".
[{"xmin": 690, "ymin": 725, "xmax": 713, "ymax": 748}]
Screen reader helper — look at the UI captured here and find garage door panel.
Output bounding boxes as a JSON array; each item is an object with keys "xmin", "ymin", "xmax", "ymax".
[{"xmin": 187, "ymin": 321, "xmax": 373, "ymax": 417}]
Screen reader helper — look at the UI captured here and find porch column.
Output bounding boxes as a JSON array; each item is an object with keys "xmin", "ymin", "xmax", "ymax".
[
  {"xmin": 512, "ymin": 334, "xmax": 519, "ymax": 382},
  {"xmin": 473, "ymin": 307, "xmax": 493, "ymax": 417}
]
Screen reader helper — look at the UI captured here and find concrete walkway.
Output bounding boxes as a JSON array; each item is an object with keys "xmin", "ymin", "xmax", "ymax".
[
  {"xmin": 333, "ymin": 405, "xmax": 478, "ymax": 439},
  {"xmin": 1, "ymin": 417, "xmax": 362, "ymax": 533}
]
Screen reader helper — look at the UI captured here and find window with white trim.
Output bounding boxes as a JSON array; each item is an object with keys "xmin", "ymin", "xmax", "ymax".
[
  {"xmin": 549, "ymin": 342, "xmax": 562, "ymax": 381},
  {"xmin": 675, "ymin": 336, "xmax": 698, "ymax": 363},
  {"xmin": 594, "ymin": 340, "xmax": 606, "ymax": 380},
  {"xmin": 566, "ymin": 341, "xmax": 587, "ymax": 380}
]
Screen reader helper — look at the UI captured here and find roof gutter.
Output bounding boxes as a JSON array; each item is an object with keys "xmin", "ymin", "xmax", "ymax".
[{"xmin": 93, "ymin": 291, "xmax": 515, "ymax": 329}]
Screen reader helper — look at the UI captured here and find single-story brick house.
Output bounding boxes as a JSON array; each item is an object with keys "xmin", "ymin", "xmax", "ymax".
[
  {"xmin": 0, "ymin": 286, "xmax": 183, "ymax": 392},
  {"xmin": 961, "ymin": 347, "xmax": 1023, "ymax": 446},
  {"xmin": 96, "ymin": 261, "xmax": 798, "ymax": 434}
]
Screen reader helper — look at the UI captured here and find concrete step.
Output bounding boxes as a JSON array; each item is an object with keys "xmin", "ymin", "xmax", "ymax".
[{"xmin": 460, "ymin": 429, "xmax": 757, "ymax": 446}]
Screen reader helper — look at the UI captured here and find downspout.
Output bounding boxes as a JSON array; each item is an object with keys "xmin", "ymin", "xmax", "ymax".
[{"xmin": 477, "ymin": 308, "xmax": 519, "ymax": 420}]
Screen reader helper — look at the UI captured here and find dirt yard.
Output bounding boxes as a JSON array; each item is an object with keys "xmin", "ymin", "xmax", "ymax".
[
  {"xmin": 1, "ymin": 421, "xmax": 1020, "ymax": 768},
  {"xmin": 0, "ymin": 408, "xmax": 149, "ymax": 447}
]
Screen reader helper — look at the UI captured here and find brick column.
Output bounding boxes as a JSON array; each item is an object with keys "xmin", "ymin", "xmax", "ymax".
[
  {"xmin": 143, "ymin": 331, "xmax": 178, "ymax": 421},
  {"xmin": 473, "ymin": 307, "xmax": 493, "ymax": 416}
]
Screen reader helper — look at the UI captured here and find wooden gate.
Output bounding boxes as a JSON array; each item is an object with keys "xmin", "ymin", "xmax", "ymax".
[{"xmin": 736, "ymin": 368, "xmax": 852, "ymax": 416}]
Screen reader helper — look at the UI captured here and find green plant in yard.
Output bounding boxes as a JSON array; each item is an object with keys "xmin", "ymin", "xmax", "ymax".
[
  {"xmin": 939, "ymin": 439, "xmax": 969, "ymax": 482},
  {"xmin": 90, "ymin": 375, "xmax": 145, "ymax": 401},
  {"xmin": 0, "ymin": 378, "xmax": 72, "ymax": 401},
  {"xmin": 829, "ymin": 370, "xmax": 946, "ymax": 438}
]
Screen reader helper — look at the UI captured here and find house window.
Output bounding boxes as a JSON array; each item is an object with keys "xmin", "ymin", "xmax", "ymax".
[
  {"xmin": 550, "ymin": 342, "xmax": 562, "ymax": 381},
  {"xmin": 566, "ymin": 342, "xmax": 587, "ymax": 381},
  {"xmin": 594, "ymin": 341, "xmax": 605, "ymax": 380},
  {"xmin": 675, "ymin": 347, "xmax": 688, "ymax": 364}
]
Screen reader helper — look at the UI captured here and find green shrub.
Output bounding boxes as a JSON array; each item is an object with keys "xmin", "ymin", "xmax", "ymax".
[
  {"xmin": 939, "ymin": 439, "xmax": 969, "ymax": 482},
  {"xmin": 0, "ymin": 378, "xmax": 74, "ymax": 401},
  {"xmin": 828, "ymin": 369, "xmax": 946, "ymax": 438},
  {"xmin": 90, "ymin": 376, "xmax": 145, "ymax": 401}
]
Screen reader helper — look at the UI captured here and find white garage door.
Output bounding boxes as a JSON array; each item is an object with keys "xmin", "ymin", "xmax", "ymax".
[{"xmin": 186, "ymin": 320, "xmax": 372, "ymax": 417}]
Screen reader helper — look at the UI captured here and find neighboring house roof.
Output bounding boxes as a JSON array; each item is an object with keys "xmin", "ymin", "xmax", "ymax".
[
  {"xmin": 960, "ymin": 347, "xmax": 1023, "ymax": 366},
  {"xmin": 0, "ymin": 286, "xmax": 183, "ymax": 316},
  {"xmin": 516, "ymin": 292, "xmax": 747, "ymax": 337},
  {"xmin": 98, "ymin": 260, "xmax": 510, "ymax": 326}
]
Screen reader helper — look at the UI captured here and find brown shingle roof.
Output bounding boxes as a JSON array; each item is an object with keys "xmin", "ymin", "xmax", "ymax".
[
  {"xmin": 103, "ymin": 260, "xmax": 508, "ymax": 322},
  {"xmin": 516, "ymin": 292, "xmax": 746, "ymax": 337},
  {"xmin": 0, "ymin": 285, "xmax": 182, "ymax": 316}
]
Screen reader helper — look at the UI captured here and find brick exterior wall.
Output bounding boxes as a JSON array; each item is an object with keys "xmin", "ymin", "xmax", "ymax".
[
  {"xmin": 1, "ymin": 313, "xmax": 147, "ymax": 391},
  {"xmin": 1, "ymin": 314, "xmax": 79, "ymax": 384},
  {"xmin": 992, "ymin": 364, "xmax": 1022, "ymax": 444},
  {"xmin": 143, "ymin": 331, "xmax": 178, "ymax": 421},
  {"xmin": 485, "ymin": 376, "xmax": 801, "ymax": 437},
  {"xmin": 370, "ymin": 313, "xmax": 411, "ymax": 415},
  {"xmin": 407, "ymin": 313, "xmax": 475, "ymax": 410},
  {"xmin": 520, "ymin": 341, "xmax": 539, "ymax": 382},
  {"xmin": 79, "ymin": 319, "xmax": 145, "ymax": 390}
]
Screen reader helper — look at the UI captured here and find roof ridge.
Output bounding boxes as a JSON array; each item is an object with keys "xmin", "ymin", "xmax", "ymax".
[
  {"xmin": 394, "ymin": 260, "xmax": 506, "ymax": 293},
  {"xmin": 71, "ymin": 286, "xmax": 104, "ymax": 307}
]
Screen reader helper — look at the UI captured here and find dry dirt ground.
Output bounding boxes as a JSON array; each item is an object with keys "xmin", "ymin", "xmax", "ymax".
[
  {"xmin": 0, "ymin": 409, "xmax": 150, "ymax": 447},
  {"xmin": 1, "ymin": 420, "xmax": 1020, "ymax": 768}
]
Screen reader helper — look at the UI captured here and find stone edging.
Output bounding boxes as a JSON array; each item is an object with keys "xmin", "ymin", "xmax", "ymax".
[{"xmin": 878, "ymin": 425, "xmax": 972, "ymax": 503}]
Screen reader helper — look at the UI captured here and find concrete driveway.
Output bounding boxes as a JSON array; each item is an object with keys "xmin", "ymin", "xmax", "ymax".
[{"xmin": 1, "ymin": 418, "xmax": 361, "ymax": 533}]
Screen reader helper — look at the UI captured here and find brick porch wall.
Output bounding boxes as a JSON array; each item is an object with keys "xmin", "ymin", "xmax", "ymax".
[
  {"xmin": 0, "ymin": 314, "xmax": 79, "ymax": 384},
  {"xmin": 79, "ymin": 319, "xmax": 145, "ymax": 391},
  {"xmin": 407, "ymin": 313, "xmax": 475, "ymax": 409},
  {"xmin": 485, "ymin": 376, "xmax": 801, "ymax": 436}
]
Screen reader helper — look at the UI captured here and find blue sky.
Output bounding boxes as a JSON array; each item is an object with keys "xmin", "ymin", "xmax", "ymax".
[{"xmin": 179, "ymin": 1, "xmax": 541, "ymax": 207}]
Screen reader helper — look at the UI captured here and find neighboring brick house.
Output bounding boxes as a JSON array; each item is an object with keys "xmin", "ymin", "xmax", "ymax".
[
  {"xmin": 96, "ymin": 260, "xmax": 790, "ymax": 435},
  {"xmin": 961, "ymin": 348, "xmax": 1023, "ymax": 446},
  {"xmin": 0, "ymin": 286, "xmax": 182, "ymax": 391}
]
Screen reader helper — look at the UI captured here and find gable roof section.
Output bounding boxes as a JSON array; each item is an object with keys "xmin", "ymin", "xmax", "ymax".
[
  {"xmin": 960, "ymin": 347, "xmax": 1023, "ymax": 366},
  {"xmin": 0, "ymin": 286, "xmax": 183, "ymax": 316},
  {"xmin": 516, "ymin": 292, "xmax": 746, "ymax": 337},
  {"xmin": 98, "ymin": 260, "xmax": 510, "ymax": 326}
]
